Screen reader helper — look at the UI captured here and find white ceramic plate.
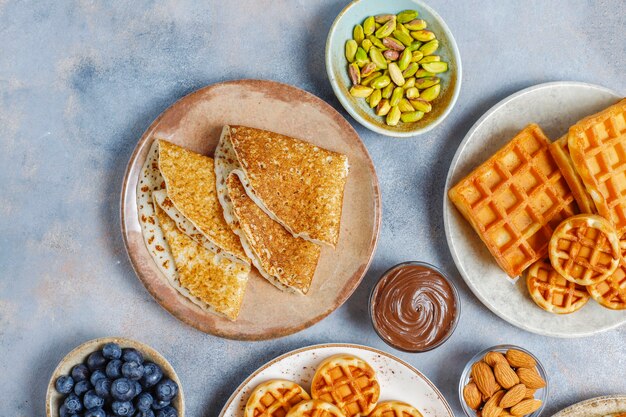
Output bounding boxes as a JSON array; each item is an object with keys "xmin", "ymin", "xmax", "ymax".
[
  {"xmin": 219, "ymin": 343, "xmax": 453, "ymax": 417},
  {"xmin": 552, "ymin": 395, "xmax": 626, "ymax": 417},
  {"xmin": 443, "ymin": 81, "xmax": 625, "ymax": 338}
]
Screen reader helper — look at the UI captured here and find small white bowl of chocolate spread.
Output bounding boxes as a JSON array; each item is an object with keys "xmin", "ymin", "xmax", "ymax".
[{"xmin": 370, "ymin": 261, "xmax": 460, "ymax": 352}]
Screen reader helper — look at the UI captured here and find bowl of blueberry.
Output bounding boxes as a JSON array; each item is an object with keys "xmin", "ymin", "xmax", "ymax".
[{"xmin": 46, "ymin": 337, "xmax": 184, "ymax": 417}]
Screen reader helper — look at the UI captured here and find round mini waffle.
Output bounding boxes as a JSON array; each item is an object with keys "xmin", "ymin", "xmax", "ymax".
[
  {"xmin": 369, "ymin": 401, "xmax": 423, "ymax": 417},
  {"xmin": 548, "ymin": 214, "xmax": 620, "ymax": 286},
  {"xmin": 526, "ymin": 259, "xmax": 590, "ymax": 314},
  {"xmin": 587, "ymin": 237, "xmax": 626, "ymax": 310},
  {"xmin": 285, "ymin": 400, "xmax": 346, "ymax": 417},
  {"xmin": 311, "ymin": 354, "xmax": 380, "ymax": 417},
  {"xmin": 245, "ymin": 380, "xmax": 311, "ymax": 417}
]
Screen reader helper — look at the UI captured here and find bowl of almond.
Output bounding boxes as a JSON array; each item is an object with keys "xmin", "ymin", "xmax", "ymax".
[{"xmin": 459, "ymin": 345, "xmax": 548, "ymax": 417}]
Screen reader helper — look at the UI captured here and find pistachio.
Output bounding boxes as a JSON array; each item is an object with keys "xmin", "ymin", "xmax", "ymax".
[
  {"xmin": 361, "ymin": 71, "xmax": 382, "ymax": 86},
  {"xmin": 390, "ymin": 86, "xmax": 404, "ymax": 106},
  {"xmin": 370, "ymin": 74, "xmax": 391, "ymax": 89},
  {"xmin": 360, "ymin": 62, "xmax": 377, "ymax": 77},
  {"xmin": 346, "ymin": 40, "xmax": 358, "ymax": 62},
  {"xmin": 404, "ymin": 19, "xmax": 427, "ymax": 31},
  {"xmin": 382, "ymin": 37, "xmax": 405, "ymax": 51},
  {"xmin": 411, "ymin": 29, "xmax": 436, "ymax": 42},
  {"xmin": 386, "ymin": 105, "xmax": 401, "ymax": 126},
  {"xmin": 348, "ymin": 63, "xmax": 361, "ymax": 85},
  {"xmin": 405, "ymin": 87, "xmax": 420, "ymax": 99},
  {"xmin": 421, "ymin": 61, "xmax": 448, "ymax": 73},
  {"xmin": 353, "ymin": 24, "xmax": 365, "ymax": 45},
  {"xmin": 363, "ymin": 16, "xmax": 376, "ymax": 36},
  {"xmin": 396, "ymin": 23, "xmax": 411, "ymax": 36},
  {"xmin": 382, "ymin": 49, "xmax": 400, "ymax": 61},
  {"xmin": 397, "ymin": 49, "xmax": 412, "ymax": 70},
  {"xmin": 369, "ymin": 47, "xmax": 388, "ymax": 69},
  {"xmin": 409, "ymin": 98, "xmax": 433, "ymax": 112},
  {"xmin": 415, "ymin": 76, "xmax": 441, "ymax": 89},
  {"xmin": 361, "ymin": 38, "xmax": 372, "ymax": 53},
  {"xmin": 419, "ymin": 39, "xmax": 439, "ymax": 56},
  {"xmin": 376, "ymin": 99, "xmax": 391, "ymax": 116},
  {"xmin": 375, "ymin": 17, "xmax": 396, "ymax": 38},
  {"xmin": 406, "ymin": 41, "xmax": 423, "ymax": 52},
  {"xmin": 401, "ymin": 111, "xmax": 425, "ymax": 123},
  {"xmin": 398, "ymin": 98, "xmax": 415, "ymax": 112},
  {"xmin": 350, "ymin": 85, "xmax": 373, "ymax": 98},
  {"xmin": 397, "ymin": 10, "xmax": 418, "ymax": 23},
  {"xmin": 418, "ymin": 55, "xmax": 441, "ymax": 63},
  {"xmin": 411, "ymin": 51, "xmax": 424, "ymax": 62},
  {"xmin": 381, "ymin": 83, "xmax": 394, "ymax": 99},
  {"xmin": 392, "ymin": 30, "xmax": 414, "ymax": 47},
  {"xmin": 369, "ymin": 89, "xmax": 382, "ymax": 108},
  {"xmin": 375, "ymin": 14, "xmax": 395, "ymax": 24},
  {"xmin": 403, "ymin": 77, "xmax": 416, "ymax": 89},
  {"xmin": 420, "ymin": 84, "xmax": 441, "ymax": 101},
  {"xmin": 388, "ymin": 63, "xmax": 405, "ymax": 86},
  {"xmin": 402, "ymin": 62, "xmax": 419, "ymax": 77},
  {"xmin": 414, "ymin": 69, "xmax": 435, "ymax": 78},
  {"xmin": 367, "ymin": 35, "xmax": 386, "ymax": 50},
  {"xmin": 355, "ymin": 47, "xmax": 369, "ymax": 67}
]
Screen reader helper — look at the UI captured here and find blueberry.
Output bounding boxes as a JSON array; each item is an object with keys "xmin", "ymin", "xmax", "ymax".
[
  {"xmin": 111, "ymin": 378, "xmax": 136, "ymax": 401},
  {"xmin": 151, "ymin": 400, "xmax": 170, "ymax": 410},
  {"xmin": 106, "ymin": 359, "xmax": 123, "ymax": 379},
  {"xmin": 83, "ymin": 390, "xmax": 105, "ymax": 409},
  {"xmin": 135, "ymin": 392, "xmax": 153, "ymax": 411},
  {"xmin": 95, "ymin": 378, "xmax": 112, "ymax": 398},
  {"xmin": 112, "ymin": 400, "xmax": 135, "ymax": 416},
  {"xmin": 59, "ymin": 404, "xmax": 74, "ymax": 417},
  {"xmin": 74, "ymin": 379, "xmax": 92, "ymax": 396},
  {"xmin": 55, "ymin": 375, "xmax": 74, "ymax": 394},
  {"xmin": 135, "ymin": 411, "xmax": 155, "ymax": 417},
  {"xmin": 102, "ymin": 342, "xmax": 122, "ymax": 360},
  {"xmin": 122, "ymin": 348, "xmax": 143, "ymax": 364},
  {"xmin": 133, "ymin": 380, "xmax": 143, "ymax": 396},
  {"xmin": 84, "ymin": 407, "xmax": 106, "ymax": 417},
  {"xmin": 71, "ymin": 364, "xmax": 90, "ymax": 382},
  {"xmin": 154, "ymin": 379, "xmax": 178, "ymax": 402},
  {"xmin": 64, "ymin": 393, "xmax": 83, "ymax": 414},
  {"xmin": 140, "ymin": 362, "xmax": 163, "ymax": 388},
  {"xmin": 122, "ymin": 361, "xmax": 144, "ymax": 381},
  {"xmin": 156, "ymin": 406, "xmax": 177, "ymax": 417},
  {"xmin": 90, "ymin": 369, "xmax": 107, "ymax": 386},
  {"xmin": 87, "ymin": 351, "xmax": 108, "ymax": 371}
]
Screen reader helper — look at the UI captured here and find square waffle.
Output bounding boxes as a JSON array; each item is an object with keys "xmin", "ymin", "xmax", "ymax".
[
  {"xmin": 568, "ymin": 98, "xmax": 626, "ymax": 233},
  {"xmin": 449, "ymin": 124, "xmax": 579, "ymax": 278}
]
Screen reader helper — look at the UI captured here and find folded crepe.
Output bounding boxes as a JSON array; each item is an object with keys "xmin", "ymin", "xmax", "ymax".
[
  {"xmin": 224, "ymin": 173, "xmax": 321, "ymax": 294},
  {"xmin": 214, "ymin": 125, "xmax": 349, "ymax": 248}
]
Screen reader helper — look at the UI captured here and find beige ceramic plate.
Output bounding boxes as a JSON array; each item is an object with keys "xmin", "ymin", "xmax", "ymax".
[
  {"xmin": 46, "ymin": 337, "xmax": 184, "ymax": 417},
  {"xmin": 552, "ymin": 395, "xmax": 626, "ymax": 417},
  {"xmin": 219, "ymin": 343, "xmax": 453, "ymax": 417},
  {"xmin": 121, "ymin": 79, "xmax": 381, "ymax": 340}
]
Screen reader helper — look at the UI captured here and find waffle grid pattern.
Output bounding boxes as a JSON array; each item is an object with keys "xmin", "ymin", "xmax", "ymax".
[
  {"xmin": 370, "ymin": 402, "xmax": 423, "ymax": 417},
  {"xmin": 246, "ymin": 382, "xmax": 310, "ymax": 417},
  {"xmin": 526, "ymin": 259, "xmax": 589, "ymax": 313}
]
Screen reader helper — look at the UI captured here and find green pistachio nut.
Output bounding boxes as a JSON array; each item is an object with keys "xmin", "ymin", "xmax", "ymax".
[
  {"xmin": 409, "ymin": 98, "xmax": 432, "ymax": 112},
  {"xmin": 415, "ymin": 76, "xmax": 441, "ymax": 89},
  {"xmin": 405, "ymin": 87, "xmax": 420, "ymax": 99},
  {"xmin": 400, "ymin": 111, "xmax": 425, "ymax": 123},
  {"xmin": 406, "ymin": 41, "xmax": 423, "ymax": 52},
  {"xmin": 361, "ymin": 38, "xmax": 372, "ymax": 53},
  {"xmin": 396, "ymin": 23, "xmax": 411, "ymax": 36},
  {"xmin": 390, "ymin": 86, "xmax": 404, "ymax": 106},
  {"xmin": 398, "ymin": 98, "xmax": 415, "ymax": 112},
  {"xmin": 383, "ymin": 49, "xmax": 400, "ymax": 61},
  {"xmin": 402, "ymin": 62, "xmax": 419, "ymax": 78},
  {"xmin": 392, "ymin": 30, "xmax": 414, "ymax": 47},
  {"xmin": 363, "ymin": 16, "xmax": 376, "ymax": 36},
  {"xmin": 370, "ymin": 74, "xmax": 391, "ymax": 89},
  {"xmin": 349, "ymin": 85, "xmax": 373, "ymax": 98},
  {"xmin": 388, "ymin": 63, "xmax": 405, "ymax": 87},
  {"xmin": 348, "ymin": 63, "xmax": 361, "ymax": 85},
  {"xmin": 421, "ymin": 61, "xmax": 448, "ymax": 73},
  {"xmin": 410, "ymin": 51, "xmax": 424, "ymax": 62},
  {"xmin": 398, "ymin": 49, "xmax": 412, "ymax": 70},
  {"xmin": 419, "ymin": 39, "xmax": 439, "ymax": 56},
  {"xmin": 386, "ymin": 105, "xmax": 401, "ymax": 126},
  {"xmin": 414, "ymin": 69, "xmax": 435, "ymax": 78},
  {"xmin": 382, "ymin": 83, "xmax": 394, "ymax": 99},
  {"xmin": 360, "ymin": 62, "xmax": 377, "ymax": 78},
  {"xmin": 418, "ymin": 55, "xmax": 441, "ymax": 64},
  {"xmin": 404, "ymin": 19, "xmax": 427, "ymax": 31},
  {"xmin": 369, "ymin": 47, "xmax": 388, "ymax": 69},
  {"xmin": 367, "ymin": 35, "xmax": 386, "ymax": 49},
  {"xmin": 382, "ymin": 37, "xmax": 405, "ymax": 51},
  {"xmin": 403, "ymin": 77, "xmax": 416, "ymax": 89},
  {"xmin": 420, "ymin": 84, "xmax": 441, "ymax": 101},
  {"xmin": 376, "ymin": 99, "xmax": 391, "ymax": 116},
  {"xmin": 355, "ymin": 47, "xmax": 369, "ymax": 67},
  {"xmin": 410, "ymin": 30, "xmax": 436, "ymax": 42},
  {"xmin": 375, "ymin": 17, "xmax": 396, "ymax": 38},
  {"xmin": 346, "ymin": 39, "xmax": 358, "ymax": 62},
  {"xmin": 375, "ymin": 14, "xmax": 395, "ymax": 24},
  {"xmin": 361, "ymin": 71, "xmax": 382, "ymax": 86},
  {"xmin": 397, "ymin": 10, "xmax": 418, "ymax": 23},
  {"xmin": 369, "ymin": 89, "xmax": 382, "ymax": 108},
  {"xmin": 353, "ymin": 24, "xmax": 365, "ymax": 44}
]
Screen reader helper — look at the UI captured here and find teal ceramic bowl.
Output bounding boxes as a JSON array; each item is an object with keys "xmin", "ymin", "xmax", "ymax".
[{"xmin": 326, "ymin": 0, "xmax": 462, "ymax": 137}]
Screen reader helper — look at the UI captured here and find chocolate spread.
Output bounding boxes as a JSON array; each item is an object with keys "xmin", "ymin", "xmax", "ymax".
[{"xmin": 371, "ymin": 263, "xmax": 458, "ymax": 352}]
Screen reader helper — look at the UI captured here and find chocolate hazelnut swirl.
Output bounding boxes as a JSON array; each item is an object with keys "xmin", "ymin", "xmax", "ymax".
[{"xmin": 371, "ymin": 263, "xmax": 458, "ymax": 352}]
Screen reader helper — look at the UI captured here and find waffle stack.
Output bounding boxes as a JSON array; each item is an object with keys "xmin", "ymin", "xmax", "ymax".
[{"xmin": 450, "ymin": 98, "xmax": 626, "ymax": 312}]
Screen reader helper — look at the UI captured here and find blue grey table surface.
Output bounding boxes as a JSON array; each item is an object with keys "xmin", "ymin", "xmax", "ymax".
[{"xmin": 1, "ymin": 0, "xmax": 625, "ymax": 416}]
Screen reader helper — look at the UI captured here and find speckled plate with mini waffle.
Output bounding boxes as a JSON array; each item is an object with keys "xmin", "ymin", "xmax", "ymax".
[
  {"xmin": 444, "ymin": 82, "xmax": 626, "ymax": 337},
  {"xmin": 219, "ymin": 344, "xmax": 453, "ymax": 417}
]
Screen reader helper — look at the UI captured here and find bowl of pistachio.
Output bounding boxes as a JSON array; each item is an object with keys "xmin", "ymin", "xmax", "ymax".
[{"xmin": 326, "ymin": 0, "xmax": 461, "ymax": 137}]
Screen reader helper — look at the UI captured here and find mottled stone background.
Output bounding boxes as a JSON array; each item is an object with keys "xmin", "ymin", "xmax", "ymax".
[{"xmin": 1, "ymin": 1, "xmax": 625, "ymax": 416}]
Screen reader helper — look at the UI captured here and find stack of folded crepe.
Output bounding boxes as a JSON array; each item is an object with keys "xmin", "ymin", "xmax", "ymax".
[{"xmin": 137, "ymin": 126, "xmax": 350, "ymax": 321}]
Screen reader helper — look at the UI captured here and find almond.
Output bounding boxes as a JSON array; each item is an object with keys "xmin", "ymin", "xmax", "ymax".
[
  {"xmin": 500, "ymin": 384, "xmax": 526, "ymax": 408},
  {"xmin": 472, "ymin": 361, "xmax": 498, "ymax": 397},
  {"xmin": 510, "ymin": 399, "xmax": 542, "ymax": 416},
  {"xmin": 485, "ymin": 351, "xmax": 508, "ymax": 367},
  {"xmin": 524, "ymin": 388, "xmax": 536, "ymax": 399},
  {"xmin": 494, "ymin": 362, "xmax": 520, "ymax": 389},
  {"xmin": 506, "ymin": 349, "xmax": 536, "ymax": 368},
  {"xmin": 463, "ymin": 382, "xmax": 483, "ymax": 410},
  {"xmin": 482, "ymin": 390, "xmax": 505, "ymax": 417},
  {"xmin": 517, "ymin": 367, "xmax": 546, "ymax": 389},
  {"xmin": 499, "ymin": 410, "xmax": 514, "ymax": 417}
]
